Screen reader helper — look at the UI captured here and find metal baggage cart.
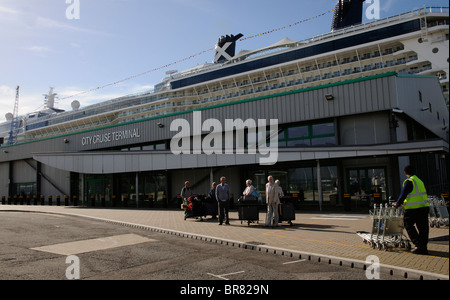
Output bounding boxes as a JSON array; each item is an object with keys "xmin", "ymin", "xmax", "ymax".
[
  {"xmin": 357, "ymin": 204, "xmax": 411, "ymax": 251},
  {"xmin": 429, "ymin": 196, "xmax": 449, "ymax": 228},
  {"xmin": 184, "ymin": 195, "xmax": 207, "ymax": 221}
]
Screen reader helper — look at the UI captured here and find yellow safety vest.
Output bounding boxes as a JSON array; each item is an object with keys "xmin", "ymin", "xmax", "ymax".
[{"xmin": 403, "ymin": 175, "xmax": 429, "ymax": 210}]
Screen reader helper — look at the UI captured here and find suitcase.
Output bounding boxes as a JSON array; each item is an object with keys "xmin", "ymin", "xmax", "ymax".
[
  {"xmin": 184, "ymin": 196, "xmax": 206, "ymax": 220},
  {"xmin": 279, "ymin": 199, "xmax": 295, "ymax": 225},
  {"xmin": 238, "ymin": 204, "xmax": 259, "ymax": 226},
  {"xmin": 204, "ymin": 201, "xmax": 218, "ymax": 216}
]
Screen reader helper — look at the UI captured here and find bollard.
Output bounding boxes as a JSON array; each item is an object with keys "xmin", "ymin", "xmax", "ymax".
[
  {"xmin": 13, "ymin": 195, "xmax": 18, "ymax": 205},
  {"xmin": 26, "ymin": 195, "xmax": 31, "ymax": 206},
  {"xmin": 344, "ymin": 193, "xmax": 351, "ymax": 212},
  {"xmin": 33, "ymin": 195, "xmax": 38, "ymax": 206},
  {"xmin": 19, "ymin": 195, "xmax": 24, "ymax": 205},
  {"xmin": 48, "ymin": 195, "xmax": 53, "ymax": 206},
  {"xmin": 1, "ymin": 196, "xmax": 5, "ymax": 205},
  {"xmin": 40, "ymin": 195, "xmax": 45, "ymax": 206},
  {"xmin": 373, "ymin": 193, "xmax": 382, "ymax": 207},
  {"xmin": 175, "ymin": 194, "xmax": 181, "ymax": 209},
  {"xmin": 56, "ymin": 195, "xmax": 61, "ymax": 206},
  {"xmin": 291, "ymin": 193, "xmax": 299, "ymax": 209},
  {"xmin": 162, "ymin": 194, "xmax": 167, "ymax": 208},
  {"xmin": 73, "ymin": 195, "xmax": 78, "ymax": 207},
  {"xmin": 149, "ymin": 194, "xmax": 154, "ymax": 208},
  {"xmin": 7, "ymin": 196, "xmax": 12, "ymax": 205},
  {"xmin": 64, "ymin": 195, "xmax": 69, "ymax": 206}
]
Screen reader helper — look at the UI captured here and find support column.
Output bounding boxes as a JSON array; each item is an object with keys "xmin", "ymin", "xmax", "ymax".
[
  {"xmin": 8, "ymin": 161, "xmax": 13, "ymax": 197},
  {"xmin": 136, "ymin": 172, "xmax": 139, "ymax": 209},
  {"xmin": 317, "ymin": 160, "xmax": 323, "ymax": 212},
  {"xmin": 36, "ymin": 162, "xmax": 41, "ymax": 198},
  {"xmin": 80, "ymin": 173, "xmax": 85, "ymax": 206}
]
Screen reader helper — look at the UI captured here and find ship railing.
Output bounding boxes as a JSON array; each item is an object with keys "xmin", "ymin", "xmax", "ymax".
[{"xmin": 309, "ymin": 7, "xmax": 448, "ymax": 46}]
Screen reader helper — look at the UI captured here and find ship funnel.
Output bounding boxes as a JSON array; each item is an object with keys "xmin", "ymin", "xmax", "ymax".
[
  {"xmin": 214, "ymin": 33, "xmax": 244, "ymax": 64},
  {"xmin": 331, "ymin": 0, "xmax": 365, "ymax": 31}
]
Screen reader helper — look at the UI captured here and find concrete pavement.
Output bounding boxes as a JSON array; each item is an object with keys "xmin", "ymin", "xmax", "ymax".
[{"xmin": 1, "ymin": 204, "xmax": 448, "ymax": 280}]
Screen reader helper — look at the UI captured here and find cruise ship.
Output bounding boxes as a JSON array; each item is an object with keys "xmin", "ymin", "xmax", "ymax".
[
  {"xmin": 0, "ymin": 5, "xmax": 448, "ymax": 147},
  {"xmin": 0, "ymin": 1, "xmax": 448, "ymax": 211}
]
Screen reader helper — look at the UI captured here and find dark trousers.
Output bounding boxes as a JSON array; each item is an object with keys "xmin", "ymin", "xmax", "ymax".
[
  {"xmin": 218, "ymin": 200, "xmax": 229, "ymax": 224},
  {"xmin": 404, "ymin": 207, "xmax": 430, "ymax": 250}
]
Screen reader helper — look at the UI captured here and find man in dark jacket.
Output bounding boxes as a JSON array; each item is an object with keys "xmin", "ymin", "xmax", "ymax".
[{"xmin": 216, "ymin": 177, "xmax": 230, "ymax": 225}]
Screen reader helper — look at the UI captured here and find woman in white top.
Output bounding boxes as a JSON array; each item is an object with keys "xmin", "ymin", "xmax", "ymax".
[{"xmin": 243, "ymin": 179, "xmax": 256, "ymax": 196}]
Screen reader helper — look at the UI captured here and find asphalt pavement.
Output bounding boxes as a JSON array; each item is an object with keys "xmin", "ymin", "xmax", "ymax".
[{"xmin": 0, "ymin": 204, "xmax": 448, "ymax": 280}]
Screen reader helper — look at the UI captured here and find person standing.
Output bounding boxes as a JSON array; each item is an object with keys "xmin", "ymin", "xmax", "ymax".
[
  {"xmin": 265, "ymin": 176, "xmax": 281, "ymax": 227},
  {"xmin": 393, "ymin": 165, "xmax": 430, "ymax": 255},
  {"xmin": 208, "ymin": 182, "xmax": 218, "ymax": 219},
  {"xmin": 181, "ymin": 181, "xmax": 193, "ymax": 208},
  {"xmin": 216, "ymin": 176, "xmax": 230, "ymax": 225},
  {"xmin": 243, "ymin": 179, "xmax": 256, "ymax": 200}
]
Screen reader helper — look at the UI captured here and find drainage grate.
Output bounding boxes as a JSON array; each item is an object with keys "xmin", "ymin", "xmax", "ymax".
[{"xmin": 245, "ymin": 241, "xmax": 266, "ymax": 246}]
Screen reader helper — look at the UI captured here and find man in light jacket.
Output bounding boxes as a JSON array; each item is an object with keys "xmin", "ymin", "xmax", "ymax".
[{"xmin": 266, "ymin": 176, "xmax": 282, "ymax": 227}]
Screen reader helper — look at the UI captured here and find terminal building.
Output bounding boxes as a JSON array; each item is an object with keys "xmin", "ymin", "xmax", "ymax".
[{"xmin": 1, "ymin": 5, "xmax": 448, "ymax": 210}]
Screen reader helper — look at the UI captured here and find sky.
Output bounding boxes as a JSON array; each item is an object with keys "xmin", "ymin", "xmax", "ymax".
[{"xmin": 0, "ymin": 0, "xmax": 448, "ymax": 122}]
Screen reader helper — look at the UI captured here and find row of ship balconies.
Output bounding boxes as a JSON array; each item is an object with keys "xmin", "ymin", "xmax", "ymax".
[{"xmin": 24, "ymin": 40, "xmax": 447, "ymax": 141}]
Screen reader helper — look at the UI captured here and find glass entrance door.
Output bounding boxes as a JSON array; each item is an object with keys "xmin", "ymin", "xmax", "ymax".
[
  {"xmin": 85, "ymin": 175, "xmax": 113, "ymax": 206},
  {"xmin": 347, "ymin": 167, "xmax": 388, "ymax": 208}
]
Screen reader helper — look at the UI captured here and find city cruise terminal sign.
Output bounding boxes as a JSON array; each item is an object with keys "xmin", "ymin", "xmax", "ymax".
[{"xmin": 81, "ymin": 128, "xmax": 141, "ymax": 146}]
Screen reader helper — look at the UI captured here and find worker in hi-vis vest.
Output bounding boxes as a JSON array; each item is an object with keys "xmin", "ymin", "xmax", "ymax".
[{"xmin": 393, "ymin": 165, "xmax": 430, "ymax": 255}]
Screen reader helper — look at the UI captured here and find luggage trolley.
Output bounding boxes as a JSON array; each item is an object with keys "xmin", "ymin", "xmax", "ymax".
[
  {"xmin": 237, "ymin": 196, "xmax": 259, "ymax": 226},
  {"xmin": 429, "ymin": 196, "xmax": 449, "ymax": 228},
  {"xmin": 184, "ymin": 195, "xmax": 207, "ymax": 221},
  {"xmin": 357, "ymin": 204, "xmax": 411, "ymax": 251}
]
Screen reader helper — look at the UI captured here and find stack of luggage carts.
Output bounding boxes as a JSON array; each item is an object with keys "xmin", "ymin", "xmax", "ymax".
[
  {"xmin": 429, "ymin": 195, "xmax": 449, "ymax": 228},
  {"xmin": 183, "ymin": 195, "xmax": 218, "ymax": 221},
  {"xmin": 237, "ymin": 195, "xmax": 259, "ymax": 226},
  {"xmin": 357, "ymin": 204, "xmax": 412, "ymax": 252}
]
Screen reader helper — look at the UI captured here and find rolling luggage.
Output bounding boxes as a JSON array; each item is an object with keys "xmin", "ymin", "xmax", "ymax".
[
  {"xmin": 203, "ymin": 196, "xmax": 218, "ymax": 217},
  {"xmin": 184, "ymin": 196, "xmax": 206, "ymax": 221},
  {"xmin": 279, "ymin": 196, "xmax": 295, "ymax": 225},
  {"xmin": 238, "ymin": 196, "xmax": 259, "ymax": 226}
]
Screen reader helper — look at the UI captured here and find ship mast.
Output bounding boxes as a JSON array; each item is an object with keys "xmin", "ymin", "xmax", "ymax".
[{"xmin": 7, "ymin": 86, "xmax": 20, "ymax": 146}]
